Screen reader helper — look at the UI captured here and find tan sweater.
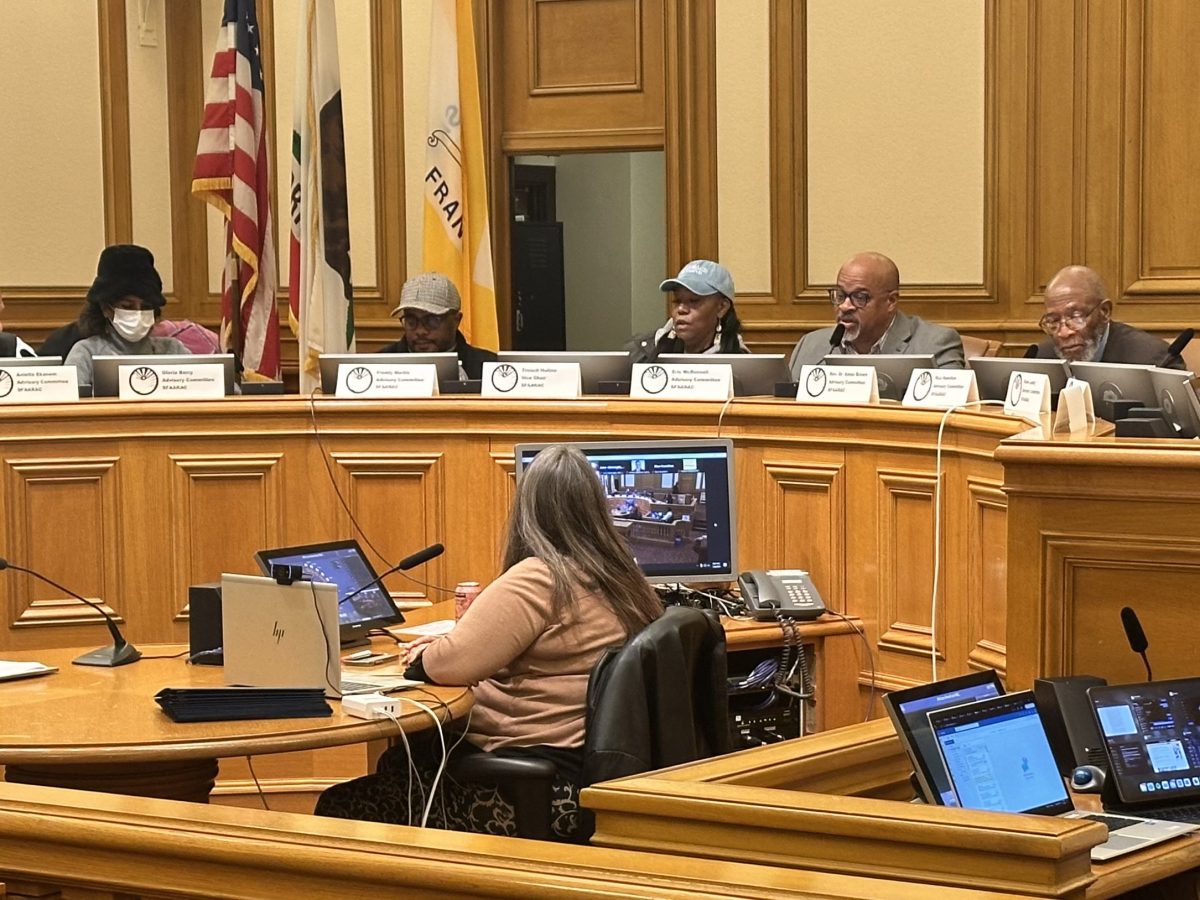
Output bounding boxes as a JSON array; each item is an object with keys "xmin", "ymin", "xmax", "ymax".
[{"xmin": 421, "ymin": 557, "xmax": 629, "ymax": 751}]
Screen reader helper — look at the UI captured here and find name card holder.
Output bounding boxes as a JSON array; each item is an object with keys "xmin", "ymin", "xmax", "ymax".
[
  {"xmin": 117, "ymin": 362, "xmax": 224, "ymax": 401},
  {"xmin": 795, "ymin": 365, "xmax": 879, "ymax": 404},
  {"xmin": 1003, "ymin": 371, "xmax": 1052, "ymax": 422},
  {"xmin": 481, "ymin": 362, "xmax": 581, "ymax": 399},
  {"xmin": 335, "ymin": 363, "xmax": 439, "ymax": 398},
  {"xmin": 1054, "ymin": 377, "xmax": 1096, "ymax": 434},
  {"xmin": 902, "ymin": 368, "xmax": 979, "ymax": 410},
  {"xmin": 630, "ymin": 363, "xmax": 733, "ymax": 401},
  {"xmin": 0, "ymin": 365, "xmax": 79, "ymax": 404}
]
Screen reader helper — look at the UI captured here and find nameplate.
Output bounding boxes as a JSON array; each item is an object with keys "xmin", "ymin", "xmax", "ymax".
[
  {"xmin": 1054, "ymin": 377, "xmax": 1095, "ymax": 434},
  {"xmin": 0, "ymin": 366, "xmax": 79, "ymax": 404},
  {"xmin": 630, "ymin": 363, "xmax": 733, "ymax": 401},
  {"xmin": 902, "ymin": 368, "xmax": 979, "ymax": 409},
  {"xmin": 1003, "ymin": 371, "xmax": 1052, "ymax": 421},
  {"xmin": 335, "ymin": 363, "xmax": 439, "ymax": 398},
  {"xmin": 117, "ymin": 362, "xmax": 224, "ymax": 400},
  {"xmin": 481, "ymin": 361, "xmax": 581, "ymax": 399},
  {"xmin": 796, "ymin": 365, "xmax": 879, "ymax": 404}
]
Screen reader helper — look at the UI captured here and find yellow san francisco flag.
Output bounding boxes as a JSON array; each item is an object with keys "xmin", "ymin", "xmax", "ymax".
[{"xmin": 422, "ymin": 0, "xmax": 498, "ymax": 351}]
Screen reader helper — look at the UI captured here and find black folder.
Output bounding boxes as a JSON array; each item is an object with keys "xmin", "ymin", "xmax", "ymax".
[{"xmin": 154, "ymin": 687, "xmax": 331, "ymax": 723}]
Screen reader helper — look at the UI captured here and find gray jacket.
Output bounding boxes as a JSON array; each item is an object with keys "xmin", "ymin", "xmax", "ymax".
[{"xmin": 788, "ymin": 310, "xmax": 965, "ymax": 379}]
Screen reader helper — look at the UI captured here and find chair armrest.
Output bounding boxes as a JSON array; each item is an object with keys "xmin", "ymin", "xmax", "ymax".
[{"xmin": 447, "ymin": 753, "xmax": 558, "ymax": 840}]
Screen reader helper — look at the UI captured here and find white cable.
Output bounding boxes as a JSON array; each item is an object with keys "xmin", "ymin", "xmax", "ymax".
[
  {"xmin": 930, "ymin": 400, "xmax": 1005, "ymax": 681},
  {"xmin": 394, "ymin": 696, "xmax": 448, "ymax": 828},
  {"xmin": 716, "ymin": 396, "xmax": 737, "ymax": 437}
]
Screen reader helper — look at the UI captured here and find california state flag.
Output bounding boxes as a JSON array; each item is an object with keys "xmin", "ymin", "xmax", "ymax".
[
  {"xmin": 423, "ymin": 0, "xmax": 498, "ymax": 351},
  {"xmin": 289, "ymin": 0, "xmax": 354, "ymax": 394}
]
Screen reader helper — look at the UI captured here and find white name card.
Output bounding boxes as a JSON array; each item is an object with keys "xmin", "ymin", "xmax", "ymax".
[
  {"xmin": 1003, "ymin": 371, "xmax": 1052, "ymax": 421},
  {"xmin": 481, "ymin": 361, "xmax": 581, "ymax": 399},
  {"xmin": 796, "ymin": 365, "xmax": 879, "ymax": 405},
  {"xmin": 630, "ymin": 363, "xmax": 733, "ymax": 401},
  {"xmin": 335, "ymin": 363, "xmax": 439, "ymax": 398},
  {"xmin": 0, "ymin": 365, "xmax": 79, "ymax": 404},
  {"xmin": 117, "ymin": 362, "xmax": 224, "ymax": 401},
  {"xmin": 1054, "ymin": 377, "xmax": 1095, "ymax": 434},
  {"xmin": 902, "ymin": 368, "xmax": 979, "ymax": 409}
]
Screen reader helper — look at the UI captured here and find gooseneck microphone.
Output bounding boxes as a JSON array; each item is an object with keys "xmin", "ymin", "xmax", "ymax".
[
  {"xmin": 1157, "ymin": 328, "xmax": 1194, "ymax": 369},
  {"xmin": 829, "ymin": 322, "xmax": 846, "ymax": 349},
  {"xmin": 1023, "ymin": 343, "xmax": 1040, "ymax": 359},
  {"xmin": 0, "ymin": 558, "xmax": 141, "ymax": 667},
  {"xmin": 1120, "ymin": 606, "xmax": 1153, "ymax": 681},
  {"xmin": 340, "ymin": 543, "xmax": 445, "ymax": 606}
]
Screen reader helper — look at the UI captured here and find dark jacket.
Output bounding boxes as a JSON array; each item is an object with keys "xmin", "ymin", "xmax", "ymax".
[
  {"xmin": 1036, "ymin": 320, "xmax": 1184, "ymax": 369},
  {"xmin": 582, "ymin": 606, "xmax": 730, "ymax": 788},
  {"xmin": 0, "ymin": 332, "xmax": 17, "ymax": 357},
  {"xmin": 39, "ymin": 321, "xmax": 84, "ymax": 358},
  {"xmin": 377, "ymin": 330, "xmax": 497, "ymax": 379}
]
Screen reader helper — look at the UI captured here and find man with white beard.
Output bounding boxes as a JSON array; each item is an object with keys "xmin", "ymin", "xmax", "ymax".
[{"xmin": 787, "ymin": 251, "xmax": 965, "ymax": 378}]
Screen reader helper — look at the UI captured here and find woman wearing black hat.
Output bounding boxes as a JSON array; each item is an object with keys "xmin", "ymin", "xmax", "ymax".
[{"xmin": 64, "ymin": 245, "xmax": 189, "ymax": 387}]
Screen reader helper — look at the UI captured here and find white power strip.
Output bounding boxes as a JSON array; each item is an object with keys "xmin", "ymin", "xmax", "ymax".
[{"xmin": 342, "ymin": 692, "xmax": 401, "ymax": 720}]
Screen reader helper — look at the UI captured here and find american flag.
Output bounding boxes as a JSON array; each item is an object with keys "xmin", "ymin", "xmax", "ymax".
[{"xmin": 191, "ymin": 0, "xmax": 281, "ymax": 381}]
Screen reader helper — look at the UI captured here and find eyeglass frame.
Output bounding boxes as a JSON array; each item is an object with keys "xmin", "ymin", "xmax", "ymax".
[
  {"xmin": 827, "ymin": 286, "xmax": 894, "ymax": 309},
  {"xmin": 1037, "ymin": 302, "xmax": 1106, "ymax": 335},
  {"xmin": 399, "ymin": 310, "xmax": 455, "ymax": 331}
]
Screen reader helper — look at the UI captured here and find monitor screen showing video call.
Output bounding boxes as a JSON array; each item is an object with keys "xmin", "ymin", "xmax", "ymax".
[
  {"xmin": 514, "ymin": 439, "xmax": 737, "ymax": 584},
  {"xmin": 254, "ymin": 540, "xmax": 402, "ymax": 629}
]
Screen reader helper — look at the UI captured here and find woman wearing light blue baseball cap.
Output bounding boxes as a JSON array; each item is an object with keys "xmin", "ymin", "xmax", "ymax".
[{"xmin": 626, "ymin": 259, "xmax": 748, "ymax": 363}]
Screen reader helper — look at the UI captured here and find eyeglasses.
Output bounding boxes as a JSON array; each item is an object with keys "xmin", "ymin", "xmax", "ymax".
[
  {"xmin": 1038, "ymin": 304, "xmax": 1102, "ymax": 335},
  {"xmin": 401, "ymin": 312, "xmax": 450, "ymax": 331},
  {"xmin": 828, "ymin": 287, "xmax": 886, "ymax": 309}
]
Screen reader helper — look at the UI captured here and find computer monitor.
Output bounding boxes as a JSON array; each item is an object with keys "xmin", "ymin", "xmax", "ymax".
[
  {"xmin": 318, "ymin": 352, "xmax": 460, "ymax": 394},
  {"xmin": 497, "ymin": 351, "xmax": 631, "ymax": 394},
  {"xmin": 969, "ymin": 357, "xmax": 1071, "ymax": 403},
  {"xmin": 0, "ymin": 356, "xmax": 62, "ymax": 368},
  {"xmin": 658, "ymin": 353, "xmax": 791, "ymax": 397},
  {"xmin": 821, "ymin": 354, "xmax": 935, "ymax": 401},
  {"xmin": 1148, "ymin": 368, "xmax": 1200, "ymax": 439},
  {"xmin": 253, "ymin": 539, "xmax": 406, "ymax": 647},
  {"xmin": 513, "ymin": 438, "xmax": 737, "ymax": 585},
  {"xmin": 91, "ymin": 354, "xmax": 236, "ymax": 397},
  {"xmin": 1067, "ymin": 361, "xmax": 1156, "ymax": 414}
]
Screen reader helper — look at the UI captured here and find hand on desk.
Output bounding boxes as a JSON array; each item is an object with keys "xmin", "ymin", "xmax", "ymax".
[{"xmin": 399, "ymin": 635, "xmax": 442, "ymax": 666}]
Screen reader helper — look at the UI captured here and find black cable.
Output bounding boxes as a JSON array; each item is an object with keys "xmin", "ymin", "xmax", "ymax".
[
  {"xmin": 139, "ymin": 648, "xmax": 190, "ymax": 660},
  {"xmin": 368, "ymin": 627, "xmax": 404, "ymax": 645},
  {"xmin": 306, "ymin": 393, "xmax": 455, "ymax": 597},
  {"xmin": 306, "ymin": 579, "xmax": 341, "ymax": 697},
  {"xmin": 823, "ymin": 607, "xmax": 877, "ymax": 722}
]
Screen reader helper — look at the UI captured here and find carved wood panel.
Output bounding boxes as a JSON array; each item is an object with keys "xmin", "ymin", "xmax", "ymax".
[
  {"xmin": 762, "ymin": 460, "xmax": 845, "ymax": 611},
  {"xmin": 876, "ymin": 471, "xmax": 940, "ymax": 667},
  {"xmin": 966, "ymin": 479, "xmax": 1007, "ymax": 675}
]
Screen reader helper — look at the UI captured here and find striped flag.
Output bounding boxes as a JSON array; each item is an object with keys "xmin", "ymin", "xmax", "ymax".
[
  {"xmin": 191, "ymin": 0, "xmax": 281, "ymax": 382},
  {"xmin": 423, "ymin": 0, "xmax": 498, "ymax": 351},
  {"xmin": 289, "ymin": 0, "xmax": 353, "ymax": 394}
]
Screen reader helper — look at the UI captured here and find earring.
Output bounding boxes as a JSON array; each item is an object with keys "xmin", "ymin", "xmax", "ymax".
[{"xmin": 715, "ymin": 320, "xmax": 723, "ymax": 336}]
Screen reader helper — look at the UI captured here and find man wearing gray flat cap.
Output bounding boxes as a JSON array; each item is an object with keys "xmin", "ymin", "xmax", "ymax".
[
  {"xmin": 627, "ymin": 259, "xmax": 749, "ymax": 363},
  {"xmin": 379, "ymin": 272, "xmax": 497, "ymax": 379}
]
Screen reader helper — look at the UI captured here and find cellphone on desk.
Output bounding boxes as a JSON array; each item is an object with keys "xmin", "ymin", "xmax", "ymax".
[{"xmin": 343, "ymin": 652, "xmax": 399, "ymax": 667}]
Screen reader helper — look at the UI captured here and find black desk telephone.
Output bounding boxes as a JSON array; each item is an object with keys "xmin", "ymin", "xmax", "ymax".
[{"xmin": 738, "ymin": 569, "xmax": 826, "ymax": 621}]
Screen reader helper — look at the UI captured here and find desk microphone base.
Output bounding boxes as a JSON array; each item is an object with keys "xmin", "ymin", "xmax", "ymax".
[{"xmin": 73, "ymin": 642, "xmax": 142, "ymax": 667}]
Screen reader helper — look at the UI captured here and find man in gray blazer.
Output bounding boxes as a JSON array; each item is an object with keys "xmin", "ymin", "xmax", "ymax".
[
  {"xmin": 787, "ymin": 252, "xmax": 965, "ymax": 378},
  {"xmin": 1033, "ymin": 265, "xmax": 1183, "ymax": 368}
]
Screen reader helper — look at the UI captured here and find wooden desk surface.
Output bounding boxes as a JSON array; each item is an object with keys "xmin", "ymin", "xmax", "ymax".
[{"xmin": 0, "ymin": 645, "xmax": 470, "ymax": 767}]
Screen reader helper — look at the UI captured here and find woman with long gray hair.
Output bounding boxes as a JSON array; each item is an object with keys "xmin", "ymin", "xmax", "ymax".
[{"xmin": 315, "ymin": 444, "xmax": 662, "ymax": 839}]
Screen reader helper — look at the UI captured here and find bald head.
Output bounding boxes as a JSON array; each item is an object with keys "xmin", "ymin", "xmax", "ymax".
[
  {"xmin": 1041, "ymin": 265, "xmax": 1113, "ymax": 361},
  {"xmin": 832, "ymin": 251, "xmax": 900, "ymax": 352},
  {"xmin": 841, "ymin": 252, "xmax": 900, "ymax": 293}
]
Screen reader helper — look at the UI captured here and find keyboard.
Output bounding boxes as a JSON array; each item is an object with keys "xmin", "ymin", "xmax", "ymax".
[
  {"xmin": 340, "ymin": 676, "xmax": 423, "ymax": 695},
  {"xmin": 1121, "ymin": 805, "xmax": 1200, "ymax": 824},
  {"xmin": 1079, "ymin": 813, "xmax": 1148, "ymax": 830}
]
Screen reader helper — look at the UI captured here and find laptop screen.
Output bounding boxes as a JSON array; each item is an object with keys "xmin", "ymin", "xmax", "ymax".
[
  {"xmin": 929, "ymin": 690, "xmax": 1072, "ymax": 816},
  {"xmin": 254, "ymin": 540, "xmax": 404, "ymax": 642},
  {"xmin": 884, "ymin": 670, "xmax": 1004, "ymax": 806},
  {"xmin": 1089, "ymin": 678, "xmax": 1200, "ymax": 806}
]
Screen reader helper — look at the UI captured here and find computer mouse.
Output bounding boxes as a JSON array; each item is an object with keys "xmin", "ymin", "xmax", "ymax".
[{"xmin": 1071, "ymin": 764, "xmax": 1105, "ymax": 793}]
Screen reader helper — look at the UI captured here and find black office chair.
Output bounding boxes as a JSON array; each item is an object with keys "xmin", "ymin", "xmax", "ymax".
[{"xmin": 447, "ymin": 606, "xmax": 730, "ymax": 841}]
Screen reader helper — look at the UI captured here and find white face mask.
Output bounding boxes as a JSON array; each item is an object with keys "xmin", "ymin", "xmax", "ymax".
[{"xmin": 111, "ymin": 308, "xmax": 155, "ymax": 342}]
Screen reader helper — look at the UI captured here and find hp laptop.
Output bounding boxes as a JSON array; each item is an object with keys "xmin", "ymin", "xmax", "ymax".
[
  {"xmin": 1089, "ymin": 678, "xmax": 1200, "ymax": 823},
  {"xmin": 883, "ymin": 669, "xmax": 1005, "ymax": 806},
  {"xmin": 930, "ymin": 691, "xmax": 1197, "ymax": 860}
]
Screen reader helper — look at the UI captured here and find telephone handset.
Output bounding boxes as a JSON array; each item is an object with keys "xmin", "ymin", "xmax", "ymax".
[{"xmin": 738, "ymin": 569, "xmax": 826, "ymax": 621}]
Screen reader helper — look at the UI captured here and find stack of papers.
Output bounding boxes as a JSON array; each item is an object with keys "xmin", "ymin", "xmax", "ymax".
[
  {"xmin": 0, "ymin": 660, "xmax": 58, "ymax": 682},
  {"xmin": 154, "ymin": 687, "xmax": 331, "ymax": 723},
  {"xmin": 393, "ymin": 619, "xmax": 456, "ymax": 637}
]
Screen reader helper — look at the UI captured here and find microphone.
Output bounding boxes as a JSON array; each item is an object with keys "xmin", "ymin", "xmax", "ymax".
[
  {"xmin": 0, "ymin": 558, "xmax": 141, "ymax": 667},
  {"xmin": 829, "ymin": 322, "xmax": 846, "ymax": 348},
  {"xmin": 1120, "ymin": 606, "xmax": 1153, "ymax": 681},
  {"xmin": 340, "ymin": 543, "xmax": 445, "ymax": 606},
  {"xmin": 1157, "ymin": 328, "xmax": 1194, "ymax": 369},
  {"xmin": 1023, "ymin": 343, "xmax": 1039, "ymax": 359}
]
